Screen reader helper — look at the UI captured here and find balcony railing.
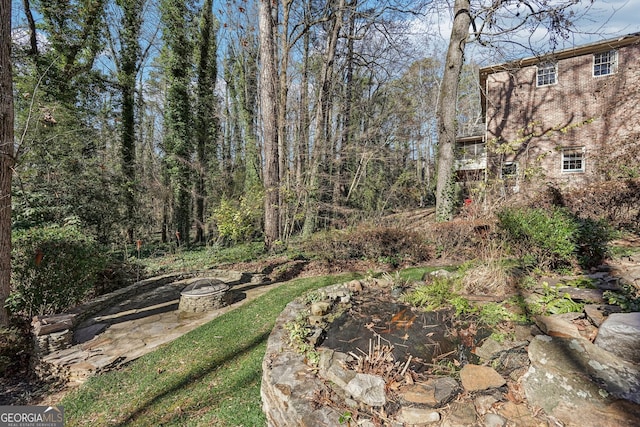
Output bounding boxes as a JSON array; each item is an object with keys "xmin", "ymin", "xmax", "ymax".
[
  {"xmin": 457, "ymin": 123, "xmax": 485, "ymax": 139},
  {"xmin": 455, "ymin": 142, "xmax": 487, "ymax": 170}
]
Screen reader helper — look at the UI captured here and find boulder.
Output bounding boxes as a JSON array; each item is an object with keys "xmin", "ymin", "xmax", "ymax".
[
  {"xmin": 594, "ymin": 312, "xmax": 640, "ymax": 364},
  {"xmin": 522, "ymin": 335, "xmax": 640, "ymax": 427},
  {"xmin": 345, "ymin": 374, "xmax": 386, "ymax": 407},
  {"xmin": 533, "ymin": 314, "xmax": 581, "ymax": 338},
  {"xmin": 583, "ymin": 304, "xmax": 622, "ymax": 327},
  {"xmin": 398, "ymin": 377, "xmax": 458, "ymax": 408}
]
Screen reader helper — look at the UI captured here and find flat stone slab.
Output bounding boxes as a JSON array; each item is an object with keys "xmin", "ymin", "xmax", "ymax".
[
  {"xmin": 36, "ymin": 271, "xmax": 280, "ymax": 384},
  {"xmin": 534, "ymin": 315, "xmax": 582, "ymax": 338},
  {"xmin": 459, "ymin": 364, "xmax": 506, "ymax": 392},
  {"xmin": 523, "ymin": 335, "xmax": 640, "ymax": 427},
  {"xmin": 557, "ymin": 287, "xmax": 605, "ymax": 304},
  {"xmin": 74, "ymin": 323, "xmax": 108, "ymax": 344},
  {"xmin": 398, "ymin": 377, "xmax": 458, "ymax": 407},
  {"xmin": 584, "ymin": 304, "xmax": 622, "ymax": 327}
]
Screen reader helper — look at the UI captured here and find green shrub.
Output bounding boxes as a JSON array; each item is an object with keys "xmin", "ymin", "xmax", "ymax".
[
  {"xmin": 0, "ymin": 326, "xmax": 29, "ymax": 376},
  {"xmin": 211, "ymin": 195, "xmax": 262, "ymax": 244},
  {"xmin": 497, "ymin": 207, "xmax": 611, "ymax": 271},
  {"xmin": 575, "ymin": 217, "xmax": 612, "ymax": 267},
  {"xmin": 497, "ymin": 207, "xmax": 576, "ymax": 270},
  {"xmin": 10, "ymin": 225, "xmax": 108, "ymax": 317}
]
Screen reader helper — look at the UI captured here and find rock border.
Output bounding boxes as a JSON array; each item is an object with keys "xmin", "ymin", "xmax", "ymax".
[{"xmin": 261, "ymin": 276, "xmax": 640, "ymax": 427}]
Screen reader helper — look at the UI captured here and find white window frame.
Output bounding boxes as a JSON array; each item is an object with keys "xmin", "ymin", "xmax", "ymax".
[
  {"xmin": 593, "ymin": 50, "xmax": 618, "ymax": 77},
  {"xmin": 501, "ymin": 161, "xmax": 520, "ymax": 193},
  {"xmin": 537, "ymin": 62, "xmax": 557, "ymax": 86},
  {"xmin": 501, "ymin": 162, "xmax": 518, "ymax": 179},
  {"xmin": 561, "ymin": 147, "xmax": 585, "ymax": 173}
]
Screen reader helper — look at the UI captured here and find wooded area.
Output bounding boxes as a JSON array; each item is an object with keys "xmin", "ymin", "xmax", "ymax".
[
  {"xmin": 7, "ymin": 0, "xmax": 457, "ymax": 248},
  {"xmin": 0, "ymin": 0, "xmax": 597, "ymax": 325}
]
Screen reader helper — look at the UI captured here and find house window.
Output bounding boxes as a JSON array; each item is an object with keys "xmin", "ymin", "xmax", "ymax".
[
  {"xmin": 537, "ymin": 62, "xmax": 557, "ymax": 86},
  {"xmin": 501, "ymin": 162, "xmax": 518, "ymax": 179},
  {"xmin": 562, "ymin": 148, "xmax": 585, "ymax": 173},
  {"xmin": 593, "ymin": 50, "xmax": 617, "ymax": 76},
  {"xmin": 501, "ymin": 162, "xmax": 519, "ymax": 193}
]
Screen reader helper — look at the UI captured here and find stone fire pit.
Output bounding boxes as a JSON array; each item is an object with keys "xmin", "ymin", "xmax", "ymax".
[{"xmin": 178, "ymin": 278, "xmax": 231, "ymax": 313}]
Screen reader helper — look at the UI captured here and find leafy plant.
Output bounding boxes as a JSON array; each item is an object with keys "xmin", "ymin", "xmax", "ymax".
[
  {"xmin": 563, "ymin": 277, "xmax": 597, "ymax": 289},
  {"xmin": 497, "ymin": 206, "xmax": 612, "ymax": 271},
  {"xmin": 338, "ymin": 411, "xmax": 353, "ymax": 425},
  {"xmin": 10, "ymin": 225, "xmax": 108, "ymax": 317},
  {"xmin": 211, "ymin": 194, "xmax": 263, "ymax": 244},
  {"xmin": 451, "ymin": 296, "xmax": 475, "ymax": 316},
  {"xmin": 478, "ymin": 302, "xmax": 513, "ymax": 326},
  {"xmin": 526, "ymin": 283, "xmax": 583, "ymax": 315},
  {"xmin": 284, "ymin": 312, "xmax": 320, "ymax": 366},
  {"xmin": 603, "ymin": 282, "xmax": 640, "ymax": 312},
  {"xmin": 402, "ymin": 277, "xmax": 473, "ymax": 315}
]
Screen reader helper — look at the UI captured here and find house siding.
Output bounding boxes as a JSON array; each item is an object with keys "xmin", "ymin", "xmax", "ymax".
[{"xmin": 482, "ymin": 37, "xmax": 640, "ymax": 188}]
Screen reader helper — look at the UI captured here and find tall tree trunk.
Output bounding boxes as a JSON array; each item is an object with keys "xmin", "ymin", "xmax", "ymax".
[
  {"xmin": 277, "ymin": 0, "xmax": 292, "ymax": 239},
  {"xmin": 335, "ymin": 0, "xmax": 356, "ymax": 203},
  {"xmin": 0, "ymin": 0, "xmax": 14, "ymax": 326},
  {"xmin": 302, "ymin": 0, "xmax": 345, "ymax": 236},
  {"xmin": 194, "ymin": 0, "xmax": 218, "ymax": 243},
  {"xmin": 435, "ymin": 0, "xmax": 471, "ymax": 221},
  {"xmin": 295, "ymin": 8, "xmax": 311, "ymax": 192},
  {"xmin": 161, "ymin": 0, "xmax": 194, "ymax": 244},
  {"xmin": 118, "ymin": 0, "xmax": 144, "ymax": 243},
  {"xmin": 22, "ymin": 0, "xmax": 38, "ymax": 56},
  {"xmin": 259, "ymin": 0, "xmax": 280, "ymax": 250}
]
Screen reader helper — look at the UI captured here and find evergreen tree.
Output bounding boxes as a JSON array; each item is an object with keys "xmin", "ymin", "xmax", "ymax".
[
  {"xmin": 160, "ymin": 0, "xmax": 195, "ymax": 244},
  {"xmin": 194, "ymin": 0, "xmax": 218, "ymax": 243},
  {"xmin": 116, "ymin": 0, "xmax": 145, "ymax": 242}
]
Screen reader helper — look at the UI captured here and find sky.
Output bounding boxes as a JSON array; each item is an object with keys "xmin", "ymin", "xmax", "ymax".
[
  {"xmin": 580, "ymin": 0, "xmax": 640, "ymax": 38},
  {"xmin": 410, "ymin": 0, "xmax": 640, "ymax": 65},
  {"xmin": 9, "ymin": 0, "xmax": 640, "ymax": 72}
]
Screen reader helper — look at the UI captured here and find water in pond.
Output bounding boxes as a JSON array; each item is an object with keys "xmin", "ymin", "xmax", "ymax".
[{"xmin": 320, "ymin": 291, "xmax": 464, "ymax": 372}]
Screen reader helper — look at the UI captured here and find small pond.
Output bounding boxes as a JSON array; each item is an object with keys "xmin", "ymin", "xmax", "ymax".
[{"xmin": 319, "ymin": 287, "xmax": 483, "ymax": 372}]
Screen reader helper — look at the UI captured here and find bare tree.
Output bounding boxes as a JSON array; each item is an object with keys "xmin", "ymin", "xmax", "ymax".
[
  {"xmin": 435, "ymin": 0, "xmax": 471, "ymax": 221},
  {"xmin": 302, "ymin": 0, "xmax": 346, "ymax": 236},
  {"xmin": 0, "ymin": 0, "xmax": 14, "ymax": 326},
  {"xmin": 259, "ymin": 0, "xmax": 280, "ymax": 250}
]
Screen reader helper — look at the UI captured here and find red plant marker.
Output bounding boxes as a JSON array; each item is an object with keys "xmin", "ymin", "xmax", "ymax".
[{"xmin": 35, "ymin": 249, "xmax": 44, "ymax": 266}]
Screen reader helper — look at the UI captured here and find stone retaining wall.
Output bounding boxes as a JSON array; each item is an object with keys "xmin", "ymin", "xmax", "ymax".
[
  {"xmin": 30, "ymin": 269, "xmax": 251, "ymax": 381},
  {"xmin": 261, "ymin": 271, "xmax": 640, "ymax": 427},
  {"xmin": 261, "ymin": 297, "xmax": 342, "ymax": 426}
]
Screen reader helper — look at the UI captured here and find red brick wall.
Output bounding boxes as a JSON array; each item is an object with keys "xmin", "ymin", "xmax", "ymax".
[{"xmin": 484, "ymin": 40, "xmax": 640, "ymax": 189}]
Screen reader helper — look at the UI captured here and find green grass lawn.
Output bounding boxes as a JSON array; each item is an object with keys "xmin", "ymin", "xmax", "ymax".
[{"xmin": 62, "ymin": 273, "xmax": 362, "ymax": 427}]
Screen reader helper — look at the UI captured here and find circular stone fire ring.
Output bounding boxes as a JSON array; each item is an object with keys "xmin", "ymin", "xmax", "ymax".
[{"xmin": 178, "ymin": 278, "xmax": 231, "ymax": 313}]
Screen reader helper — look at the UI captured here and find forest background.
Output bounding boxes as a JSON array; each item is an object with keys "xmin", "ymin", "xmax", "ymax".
[{"xmin": 0, "ymin": 0, "xmax": 637, "ymax": 328}]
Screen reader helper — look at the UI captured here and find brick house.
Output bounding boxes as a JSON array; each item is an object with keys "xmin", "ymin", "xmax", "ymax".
[{"xmin": 456, "ymin": 33, "xmax": 640, "ymax": 196}]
